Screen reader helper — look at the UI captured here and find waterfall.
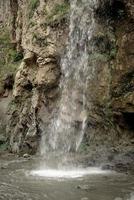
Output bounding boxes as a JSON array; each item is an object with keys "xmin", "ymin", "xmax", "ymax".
[{"xmin": 41, "ymin": 0, "xmax": 96, "ymax": 156}]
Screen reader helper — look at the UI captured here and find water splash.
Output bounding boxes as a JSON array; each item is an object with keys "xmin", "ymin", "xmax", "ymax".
[
  {"xmin": 114, "ymin": 193, "xmax": 134, "ymax": 200},
  {"xmin": 30, "ymin": 167, "xmax": 110, "ymax": 179}
]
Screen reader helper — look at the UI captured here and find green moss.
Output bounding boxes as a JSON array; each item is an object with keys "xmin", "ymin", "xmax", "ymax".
[
  {"xmin": 90, "ymin": 53, "xmax": 109, "ymax": 62},
  {"xmin": 29, "ymin": 20, "xmax": 37, "ymax": 28},
  {"xmin": 13, "ymin": 52, "xmax": 23, "ymax": 62},
  {"xmin": 109, "ymin": 48, "xmax": 117, "ymax": 59},
  {"xmin": 0, "ymin": 30, "xmax": 10, "ymax": 45},
  {"xmin": 32, "ymin": 33, "xmax": 48, "ymax": 47},
  {"xmin": 46, "ymin": 2, "xmax": 70, "ymax": 24},
  {"xmin": 91, "ymin": 31, "xmax": 118, "ymax": 62},
  {"xmin": 51, "ymin": 3, "xmax": 69, "ymax": 16},
  {"xmin": 28, "ymin": 0, "xmax": 39, "ymax": 18},
  {"xmin": 78, "ymin": 142, "xmax": 89, "ymax": 153},
  {"xmin": 0, "ymin": 28, "xmax": 21, "ymax": 83},
  {"xmin": 0, "ymin": 143, "xmax": 8, "ymax": 151}
]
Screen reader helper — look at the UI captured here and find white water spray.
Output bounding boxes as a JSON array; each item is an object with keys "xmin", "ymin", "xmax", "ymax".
[{"xmin": 31, "ymin": 167, "xmax": 110, "ymax": 179}]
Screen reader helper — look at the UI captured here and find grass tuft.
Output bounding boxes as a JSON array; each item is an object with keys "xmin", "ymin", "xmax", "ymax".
[{"xmin": 28, "ymin": 0, "xmax": 39, "ymax": 18}]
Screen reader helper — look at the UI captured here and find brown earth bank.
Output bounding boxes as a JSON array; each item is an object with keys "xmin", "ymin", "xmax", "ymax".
[{"xmin": 0, "ymin": 0, "xmax": 133, "ymax": 169}]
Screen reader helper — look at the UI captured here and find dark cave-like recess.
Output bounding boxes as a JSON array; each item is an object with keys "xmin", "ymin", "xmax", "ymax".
[
  {"xmin": 95, "ymin": 0, "xmax": 126, "ymax": 20},
  {"xmin": 122, "ymin": 112, "xmax": 134, "ymax": 131}
]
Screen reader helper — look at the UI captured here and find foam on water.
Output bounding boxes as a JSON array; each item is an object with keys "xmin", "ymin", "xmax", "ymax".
[{"xmin": 30, "ymin": 167, "xmax": 110, "ymax": 179}]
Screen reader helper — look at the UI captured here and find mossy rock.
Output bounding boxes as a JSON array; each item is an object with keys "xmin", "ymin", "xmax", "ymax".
[
  {"xmin": 0, "ymin": 142, "xmax": 9, "ymax": 151},
  {"xmin": 0, "ymin": 27, "xmax": 22, "ymax": 94},
  {"xmin": 28, "ymin": 0, "xmax": 40, "ymax": 18},
  {"xmin": 45, "ymin": 2, "xmax": 70, "ymax": 26}
]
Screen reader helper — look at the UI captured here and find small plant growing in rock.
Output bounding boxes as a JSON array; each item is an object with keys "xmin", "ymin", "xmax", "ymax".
[
  {"xmin": 29, "ymin": 20, "xmax": 37, "ymax": 28},
  {"xmin": 52, "ymin": 3, "xmax": 69, "ymax": 16},
  {"xmin": 28, "ymin": 0, "xmax": 39, "ymax": 18},
  {"xmin": 0, "ymin": 28, "xmax": 21, "ymax": 85},
  {"xmin": 13, "ymin": 52, "xmax": 23, "ymax": 62},
  {"xmin": 46, "ymin": 2, "xmax": 70, "ymax": 24}
]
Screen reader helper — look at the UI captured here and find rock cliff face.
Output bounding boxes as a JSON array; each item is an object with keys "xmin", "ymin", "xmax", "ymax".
[
  {"xmin": 0, "ymin": 0, "xmax": 69, "ymax": 154},
  {"xmin": 0, "ymin": 0, "xmax": 133, "ymax": 163}
]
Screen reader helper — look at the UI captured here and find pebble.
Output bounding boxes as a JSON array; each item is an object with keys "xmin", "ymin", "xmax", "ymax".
[
  {"xmin": 77, "ymin": 185, "xmax": 95, "ymax": 191},
  {"xmin": 0, "ymin": 165, "xmax": 8, "ymax": 169},
  {"xmin": 81, "ymin": 198, "xmax": 88, "ymax": 200},
  {"xmin": 23, "ymin": 154, "xmax": 30, "ymax": 158}
]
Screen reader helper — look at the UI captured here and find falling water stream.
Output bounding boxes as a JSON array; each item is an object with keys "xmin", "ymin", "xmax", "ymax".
[
  {"xmin": 41, "ymin": 0, "xmax": 92, "ymax": 154},
  {"xmin": 34, "ymin": 0, "xmax": 99, "ymax": 177},
  {"xmin": 45, "ymin": 0, "xmax": 94, "ymax": 153}
]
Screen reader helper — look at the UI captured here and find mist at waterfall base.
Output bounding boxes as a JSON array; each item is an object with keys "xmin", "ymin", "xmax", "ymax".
[{"xmin": 31, "ymin": 0, "xmax": 109, "ymax": 179}]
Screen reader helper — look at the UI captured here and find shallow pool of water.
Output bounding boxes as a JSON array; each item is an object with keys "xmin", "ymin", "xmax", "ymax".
[{"xmin": 0, "ymin": 156, "xmax": 134, "ymax": 200}]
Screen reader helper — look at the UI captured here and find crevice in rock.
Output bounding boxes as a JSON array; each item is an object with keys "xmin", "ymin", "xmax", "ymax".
[
  {"xmin": 113, "ymin": 112, "xmax": 134, "ymax": 132},
  {"xmin": 112, "ymin": 70, "xmax": 134, "ymax": 98},
  {"xmin": 95, "ymin": 0, "xmax": 126, "ymax": 21},
  {"xmin": 3, "ymin": 73, "xmax": 14, "ymax": 91},
  {"xmin": 10, "ymin": 0, "xmax": 19, "ymax": 47},
  {"xmin": 23, "ymin": 80, "xmax": 33, "ymax": 91},
  {"xmin": 122, "ymin": 112, "xmax": 134, "ymax": 131}
]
